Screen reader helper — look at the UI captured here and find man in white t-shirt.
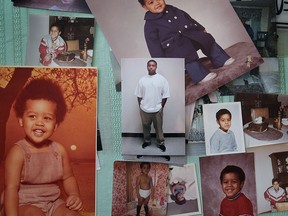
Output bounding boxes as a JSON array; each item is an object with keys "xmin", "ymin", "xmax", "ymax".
[{"xmin": 135, "ymin": 59, "xmax": 170, "ymax": 152}]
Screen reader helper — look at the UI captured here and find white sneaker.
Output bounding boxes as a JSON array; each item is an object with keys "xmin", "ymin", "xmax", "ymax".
[
  {"xmin": 198, "ymin": 72, "xmax": 217, "ymax": 84},
  {"xmin": 223, "ymin": 57, "xmax": 235, "ymax": 66}
]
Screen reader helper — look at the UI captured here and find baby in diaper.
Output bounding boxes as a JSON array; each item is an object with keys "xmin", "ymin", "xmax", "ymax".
[{"xmin": 136, "ymin": 162, "xmax": 154, "ymax": 216}]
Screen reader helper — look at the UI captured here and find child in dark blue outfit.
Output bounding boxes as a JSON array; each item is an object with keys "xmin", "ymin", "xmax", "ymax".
[{"xmin": 138, "ymin": 0, "xmax": 235, "ymax": 84}]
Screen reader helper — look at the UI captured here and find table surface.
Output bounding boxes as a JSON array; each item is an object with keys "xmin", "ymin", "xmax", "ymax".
[
  {"xmin": 51, "ymin": 50, "xmax": 92, "ymax": 67},
  {"xmin": 244, "ymin": 122, "xmax": 288, "ymax": 148}
]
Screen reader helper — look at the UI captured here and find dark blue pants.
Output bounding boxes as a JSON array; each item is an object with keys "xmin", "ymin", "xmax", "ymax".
[{"xmin": 185, "ymin": 42, "xmax": 230, "ymax": 83}]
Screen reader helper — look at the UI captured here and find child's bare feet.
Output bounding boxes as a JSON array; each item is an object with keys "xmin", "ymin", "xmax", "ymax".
[
  {"xmin": 198, "ymin": 72, "xmax": 217, "ymax": 84},
  {"xmin": 223, "ymin": 57, "xmax": 235, "ymax": 66}
]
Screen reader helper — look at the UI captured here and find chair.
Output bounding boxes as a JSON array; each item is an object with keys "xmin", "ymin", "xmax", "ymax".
[{"xmin": 66, "ymin": 40, "xmax": 79, "ymax": 51}]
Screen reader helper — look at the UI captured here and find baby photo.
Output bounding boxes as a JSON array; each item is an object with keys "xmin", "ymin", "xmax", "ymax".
[
  {"xmin": 121, "ymin": 58, "xmax": 185, "ymax": 156},
  {"xmin": 86, "ymin": 0, "xmax": 263, "ymax": 103},
  {"xmin": 166, "ymin": 163, "xmax": 201, "ymax": 216},
  {"xmin": 203, "ymin": 102, "xmax": 245, "ymax": 155},
  {"xmin": 26, "ymin": 14, "xmax": 95, "ymax": 67},
  {"xmin": 235, "ymin": 92, "xmax": 288, "ymax": 148},
  {"xmin": 0, "ymin": 66, "xmax": 97, "ymax": 215},
  {"xmin": 246, "ymin": 143, "xmax": 288, "ymax": 214},
  {"xmin": 199, "ymin": 152, "xmax": 257, "ymax": 216},
  {"xmin": 111, "ymin": 161, "xmax": 169, "ymax": 216}
]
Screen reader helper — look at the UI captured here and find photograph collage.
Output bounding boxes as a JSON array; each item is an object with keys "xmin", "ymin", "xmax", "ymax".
[{"xmin": 0, "ymin": 0, "xmax": 288, "ymax": 216}]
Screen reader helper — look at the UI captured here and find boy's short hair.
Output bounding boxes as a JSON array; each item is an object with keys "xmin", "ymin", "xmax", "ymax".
[
  {"xmin": 50, "ymin": 22, "xmax": 63, "ymax": 33},
  {"xmin": 272, "ymin": 178, "xmax": 280, "ymax": 184},
  {"xmin": 220, "ymin": 165, "xmax": 245, "ymax": 183},
  {"xmin": 138, "ymin": 0, "xmax": 145, "ymax": 6},
  {"xmin": 14, "ymin": 78, "xmax": 67, "ymax": 124},
  {"xmin": 216, "ymin": 108, "xmax": 232, "ymax": 120},
  {"xmin": 147, "ymin": 59, "xmax": 157, "ymax": 66},
  {"xmin": 140, "ymin": 162, "xmax": 151, "ymax": 169}
]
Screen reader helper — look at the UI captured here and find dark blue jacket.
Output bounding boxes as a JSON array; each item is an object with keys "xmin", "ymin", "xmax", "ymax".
[{"xmin": 144, "ymin": 5, "xmax": 216, "ymax": 64}]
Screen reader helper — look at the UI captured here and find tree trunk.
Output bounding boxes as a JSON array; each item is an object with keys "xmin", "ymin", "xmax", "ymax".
[{"xmin": 0, "ymin": 67, "xmax": 32, "ymax": 161}]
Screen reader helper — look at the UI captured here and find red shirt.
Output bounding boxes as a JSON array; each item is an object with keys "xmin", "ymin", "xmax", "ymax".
[{"xmin": 220, "ymin": 192, "xmax": 253, "ymax": 216}]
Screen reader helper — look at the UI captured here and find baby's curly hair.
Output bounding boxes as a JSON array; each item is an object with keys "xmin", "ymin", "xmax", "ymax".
[{"xmin": 14, "ymin": 78, "xmax": 67, "ymax": 124}]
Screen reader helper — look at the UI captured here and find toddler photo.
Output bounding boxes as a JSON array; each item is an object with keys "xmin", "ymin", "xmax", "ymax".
[
  {"xmin": 111, "ymin": 161, "xmax": 169, "ymax": 216},
  {"xmin": 0, "ymin": 66, "xmax": 97, "ymax": 215},
  {"xmin": 86, "ymin": 0, "xmax": 263, "ymax": 103}
]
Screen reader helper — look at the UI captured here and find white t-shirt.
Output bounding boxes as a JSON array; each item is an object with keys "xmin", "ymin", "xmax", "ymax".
[{"xmin": 135, "ymin": 73, "xmax": 170, "ymax": 113}]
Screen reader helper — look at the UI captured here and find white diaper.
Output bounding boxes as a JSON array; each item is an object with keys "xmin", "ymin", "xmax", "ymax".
[{"xmin": 139, "ymin": 189, "xmax": 151, "ymax": 199}]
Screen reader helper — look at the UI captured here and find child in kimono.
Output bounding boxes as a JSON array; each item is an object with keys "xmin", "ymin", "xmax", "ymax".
[
  {"xmin": 3, "ymin": 78, "xmax": 83, "ymax": 216},
  {"xmin": 138, "ymin": 0, "xmax": 235, "ymax": 84},
  {"xmin": 39, "ymin": 23, "xmax": 67, "ymax": 66}
]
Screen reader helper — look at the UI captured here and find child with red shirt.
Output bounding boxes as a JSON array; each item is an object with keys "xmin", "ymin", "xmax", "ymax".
[
  {"xmin": 39, "ymin": 23, "xmax": 67, "ymax": 66},
  {"xmin": 219, "ymin": 165, "xmax": 253, "ymax": 216}
]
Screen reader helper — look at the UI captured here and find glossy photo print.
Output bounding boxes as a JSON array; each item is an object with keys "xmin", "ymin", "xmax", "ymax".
[
  {"xmin": 121, "ymin": 58, "xmax": 186, "ymax": 157},
  {"xmin": 219, "ymin": 0, "xmax": 279, "ymax": 96},
  {"xmin": 218, "ymin": 57, "xmax": 280, "ymax": 96},
  {"xmin": 12, "ymin": 0, "xmax": 91, "ymax": 13},
  {"xmin": 200, "ymin": 153, "xmax": 257, "ymax": 216},
  {"xmin": 186, "ymin": 93, "xmax": 217, "ymax": 143},
  {"xmin": 247, "ymin": 143, "xmax": 288, "ymax": 214},
  {"xmin": 203, "ymin": 102, "xmax": 245, "ymax": 155},
  {"xmin": 0, "ymin": 66, "xmax": 97, "ymax": 214},
  {"xmin": 86, "ymin": 0, "xmax": 263, "ymax": 104},
  {"xmin": 235, "ymin": 92, "xmax": 288, "ymax": 148},
  {"xmin": 166, "ymin": 163, "xmax": 201, "ymax": 216},
  {"xmin": 111, "ymin": 161, "xmax": 169, "ymax": 216},
  {"xmin": 26, "ymin": 14, "xmax": 95, "ymax": 68}
]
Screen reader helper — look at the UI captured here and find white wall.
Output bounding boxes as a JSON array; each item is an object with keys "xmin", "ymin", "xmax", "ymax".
[{"xmin": 26, "ymin": 14, "xmax": 50, "ymax": 66}]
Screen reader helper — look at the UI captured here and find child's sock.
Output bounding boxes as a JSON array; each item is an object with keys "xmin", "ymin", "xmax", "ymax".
[
  {"xmin": 223, "ymin": 57, "xmax": 235, "ymax": 66},
  {"xmin": 144, "ymin": 205, "xmax": 149, "ymax": 215},
  {"xmin": 136, "ymin": 205, "xmax": 141, "ymax": 216},
  {"xmin": 198, "ymin": 72, "xmax": 217, "ymax": 84}
]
